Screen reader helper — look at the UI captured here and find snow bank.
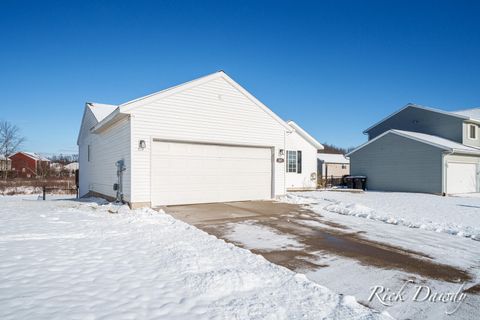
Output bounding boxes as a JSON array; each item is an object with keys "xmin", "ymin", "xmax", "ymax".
[
  {"xmin": 0, "ymin": 197, "xmax": 388, "ymax": 319},
  {"xmin": 225, "ymin": 221, "xmax": 305, "ymax": 251},
  {"xmin": 279, "ymin": 193, "xmax": 319, "ymax": 205},
  {"xmin": 284, "ymin": 191, "xmax": 480, "ymax": 241},
  {"xmin": 0, "ymin": 185, "xmax": 42, "ymax": 195}
]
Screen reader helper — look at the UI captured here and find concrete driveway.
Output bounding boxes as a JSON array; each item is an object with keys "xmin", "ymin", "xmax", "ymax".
[{"xmin": 165, "ymin": 200, "xmax": 470, "ymax": 283}]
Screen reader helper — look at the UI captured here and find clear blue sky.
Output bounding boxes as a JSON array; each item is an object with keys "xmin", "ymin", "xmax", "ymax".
[{"xmin": 1, "ymin": 0, "xmax": 479, "ymax": 155}]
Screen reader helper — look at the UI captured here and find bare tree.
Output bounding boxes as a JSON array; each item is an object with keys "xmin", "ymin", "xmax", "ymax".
[
  {"xmin": 36, "ymin": 161, "xmax": 52, "ymax": 179},
  {"xmin": 0, "ymin": 121, "xmax": 25, "ymax": 180}
]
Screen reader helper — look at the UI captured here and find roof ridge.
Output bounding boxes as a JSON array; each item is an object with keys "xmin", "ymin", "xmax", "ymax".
[
  {"xmin": 119, "ymin": 71, "xmax": 224, "ymax": 108},
  {"xmin": 363, "ymin": 103, "xmax": 470, "ymax": 134}
]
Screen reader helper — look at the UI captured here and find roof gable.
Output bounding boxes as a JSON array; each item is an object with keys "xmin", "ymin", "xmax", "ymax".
[
  {"xmin": 348, "ymin": 129, "xmax": 480, "ymax": 156},
  {"xmin": 77, "ymin": 105, "xmax": 97, "ymax": 145},
  {"xmin": 116, "ymin": 71, "xmax": 292, "ymax": 131},
  {"xmin": 363, "ymin": 103, "xmax": 471, "ymax": 134}
]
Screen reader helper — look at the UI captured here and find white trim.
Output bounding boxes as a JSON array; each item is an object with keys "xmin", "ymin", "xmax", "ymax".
[
  {"xmin": 287, "ymin": 121, "xmax": 324, "ymax": 149},
  {"xmin": 468, "ymin": 124, "xmax": 478, "ymax": 140},
  {"xmin": 286, "ymin": 150, "xmax": 298, "ymax": 173},
  {"xmin": 91, "ymin": 110, "xmax": 129, "ymax": 133},
  {"xmin": 118, "ymin": 71, "xmax": 293, "ymax": 131},
  {"xmin": 363, "ymin": 103, "xmax": 470, "ymax": 134}
]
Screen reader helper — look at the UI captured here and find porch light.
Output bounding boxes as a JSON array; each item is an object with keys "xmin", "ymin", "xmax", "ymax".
[
  {"xmin": 139, "ymin": 140, "xmax": 146, "ymax": 150},
  {"xmin": 279, "ymin": 149, "xmax": 285, "ymax": 156}
]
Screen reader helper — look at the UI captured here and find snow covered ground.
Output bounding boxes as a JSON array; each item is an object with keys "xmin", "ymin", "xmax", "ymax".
[
  {"xmin": 280, "ymin": 191, "xmax": 480, "ymax": 319},
  {"xmin": 0, "ymin": 195, "xmax": 388, "ymax": 320},
  {"xmin": 282, "ymin": 191, "xmax": 480, "ymax": 240}
]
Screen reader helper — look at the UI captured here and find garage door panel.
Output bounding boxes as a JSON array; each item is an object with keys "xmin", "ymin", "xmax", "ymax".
[
  {"xmin": 446, "ymin": 162, "xmax": 477, "ymax": 194},
  {"xmin": 151, "ymin": 141, "xmax": 272, "ymax": 205}
]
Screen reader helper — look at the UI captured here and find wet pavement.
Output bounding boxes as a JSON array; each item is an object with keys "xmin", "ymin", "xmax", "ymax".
[{"xmin": 164, "ymin": 201, "xmax": 472, "ymax": 283}]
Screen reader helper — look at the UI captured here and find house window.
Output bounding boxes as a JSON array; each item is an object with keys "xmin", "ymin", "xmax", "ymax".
[
  {"xmin": 469, "ymin": 124, "xmax": 477, "ymax": 140},
  {"xmin": 286, "ymin": 150, "xmax": 302, "ymax": 173},
  {"xmin": 342, "ymin": 164, "xmax": 347, "ymax": 169},
  {"xmin": 88, "ymin": 145, "xmax": 91, "ymax": 162}
]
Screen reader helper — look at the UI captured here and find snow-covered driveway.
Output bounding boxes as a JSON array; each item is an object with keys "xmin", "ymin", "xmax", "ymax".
[
  {"xmin": 0, "ymin": 196, "xmax": 386, "ymax": 320},
  {"xmin": 281, "ymin": 191, "xmax": 480, "ymax": 320}
]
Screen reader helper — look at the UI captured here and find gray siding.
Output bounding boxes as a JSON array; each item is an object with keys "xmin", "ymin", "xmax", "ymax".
[
  {"xmin": 350, "ymin": 133, "xmax": 444, "ymax": 193},
  {"xmin": 367, "ymin": 106, "xmax": 464, "ymax": 143}
]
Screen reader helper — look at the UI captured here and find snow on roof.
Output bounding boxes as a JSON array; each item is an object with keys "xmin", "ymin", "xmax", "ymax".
[
  {"xmin": 64, "ymin": 162, "xmax": 79, "ymax": 170},
  {"xmin": 0, "ymin": 155, "xmax": 10, "ymax": 160},
  {"xmin": 452, "ymin": 108, "xmax": 480, "ymax": 121},
  {"xmin": 20, "ymin": 152, "xmax": 51, "ymax": 161},
  {"xmin": 87, "ymin": 103, "xmax": 118, "ymax": 122},
  {"xmin": 348, "ymin": 129, "xmax": 480, "ymax": 156},
  {"xmin": 392, "ymin": 130, "xmax": 480, "ymax": 153},
  {"xmin": 317, "ymin": 153, "xmax": 349, "ymax": 164}
]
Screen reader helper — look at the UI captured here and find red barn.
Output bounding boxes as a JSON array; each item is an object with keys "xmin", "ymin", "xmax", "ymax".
[{"xmin": 9, "ymin": 152, "xmax": 50, "ymax": 178}]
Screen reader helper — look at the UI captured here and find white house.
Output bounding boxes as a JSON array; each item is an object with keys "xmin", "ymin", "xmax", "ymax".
[{"xmin": 77, "ymin": 71, "xmax": 323, "ymax": 208}]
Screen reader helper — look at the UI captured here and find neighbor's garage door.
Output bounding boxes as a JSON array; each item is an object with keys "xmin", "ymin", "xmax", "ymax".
[
  {"xmin": 151, "ymin": 141, "xmax": 272, "ymax": 206},
  {"xmin": 446, "ymin": 162, "xmax": 477, "ymax": 194}
]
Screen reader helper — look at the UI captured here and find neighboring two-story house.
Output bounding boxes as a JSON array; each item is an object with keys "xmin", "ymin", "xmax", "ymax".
[{"xmin": 347, "ymin": 103, "xmax": 480, "ymax": 194}]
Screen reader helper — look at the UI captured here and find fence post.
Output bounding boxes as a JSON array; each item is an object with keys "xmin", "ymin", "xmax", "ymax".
[{"xmin": 43, "ymin": 186, "xmax": 46, "ymax": 200}]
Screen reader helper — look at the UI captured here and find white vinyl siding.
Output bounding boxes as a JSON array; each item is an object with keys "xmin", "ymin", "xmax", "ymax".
[
  {"xmin": 285, "ymin": 130, "xmax": 318, "ymax": 190},
  {"xmin": 129, "ymin": 77, "xmax": 287, "ymax": 204},
  {"xmin": 79, "ymin": 116, "xmax": 131, "ymax": 201}
]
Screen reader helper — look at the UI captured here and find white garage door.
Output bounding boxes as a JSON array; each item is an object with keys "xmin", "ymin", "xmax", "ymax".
[
  {"xmin": 446, "ymin": 162, "xmax": 477, "ymax": 194},
  {"xmin": 151, "ymin": 141, "xmax": 272, "ymax": 206}
]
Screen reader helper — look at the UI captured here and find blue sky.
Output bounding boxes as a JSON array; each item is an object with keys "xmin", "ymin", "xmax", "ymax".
[{"xmin": 1, "ymin": 0, "xmax": 479, "ymax": 154}]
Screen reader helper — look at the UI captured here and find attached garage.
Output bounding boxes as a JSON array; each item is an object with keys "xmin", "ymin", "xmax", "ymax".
[
  {"xmin": 348, "ymin": 129, "xmax": 480, "ymax": 195},
  {"xmin": 151, "ymin": 141, "xmax": 273, "ymax": 206},
  {"xmin": 77, "ymin": 71, "xmax": 324, "ymax": 208}
]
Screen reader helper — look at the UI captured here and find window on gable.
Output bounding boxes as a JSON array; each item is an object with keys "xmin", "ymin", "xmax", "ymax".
[
  {"xmin": 469, "ymin": 124, "xmax": 477, "ymax": 140},
  {"xmin": 286, "ymin": 150, "xmax": 302, "ymax": 173}
]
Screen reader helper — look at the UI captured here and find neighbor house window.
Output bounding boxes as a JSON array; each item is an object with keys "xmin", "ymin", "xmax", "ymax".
[
  {"xmin": 469, "ymin": 124, "xmax": 477, "ymax": 139},
  {"xmin": 286, "ymin": 150, "xmax": 302, "ymax": 173},
  {"xmin": 88, "ymin": 145, "xmax": 91, "ymax": 162}
]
